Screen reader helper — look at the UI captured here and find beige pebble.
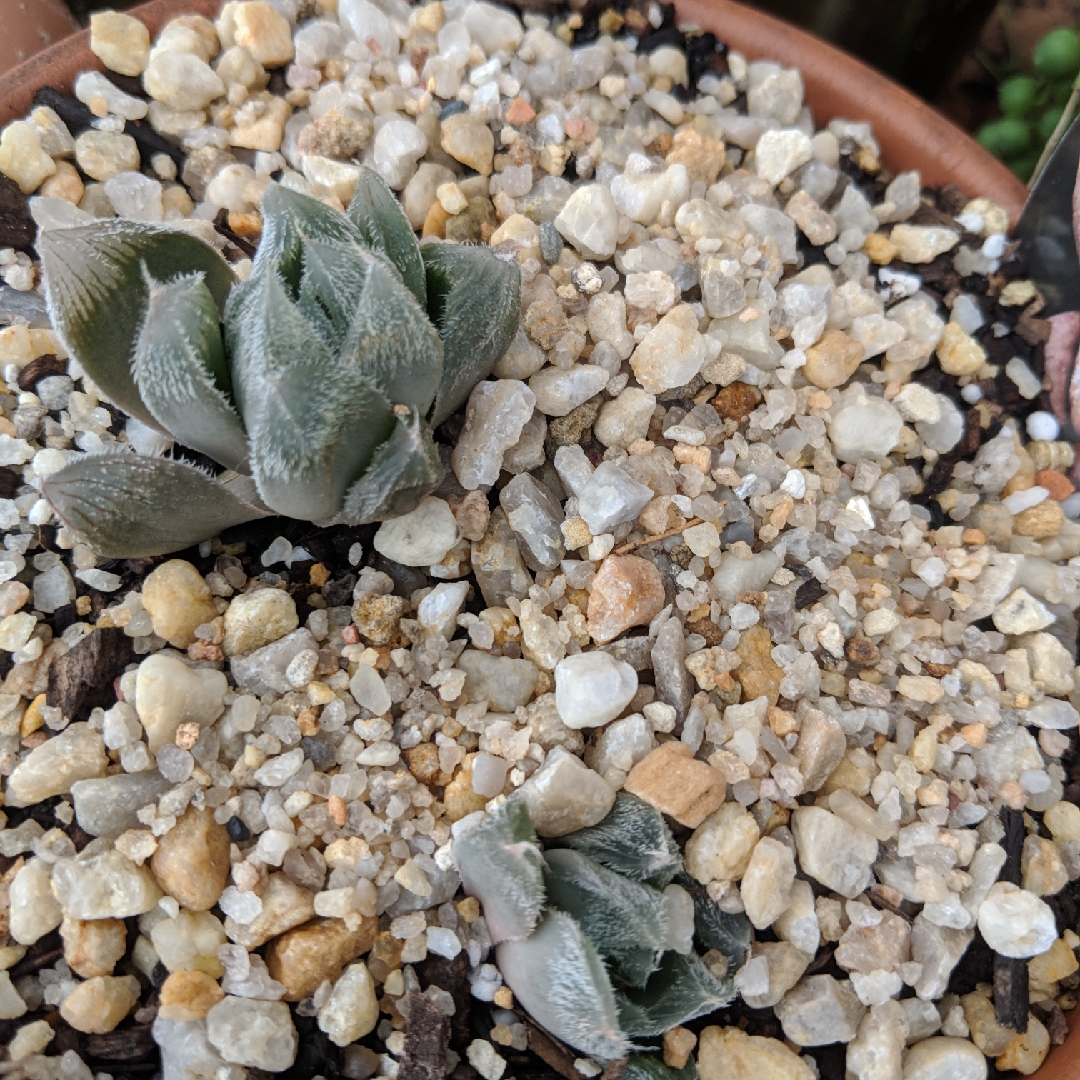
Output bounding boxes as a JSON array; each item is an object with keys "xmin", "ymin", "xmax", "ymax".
[
  {"xmin": 223, "ymin": 587, "xmax": 299, "ymax": 655},
  {"xmin": 142, "ymin": 559, "xmax": 220, "ymax": 647},
  {"xmin": 90, "ymin": 11, "xmax": 151, "ymax": 75},
  {"xmin": 159, "ymin": 969, "xmax": 226, "ymax": 1020},
  {"xmin": 61, "ymin": 916, "xmax": 127, "ymax": 978},
  {"xmin": 60, "ymin": 975, "xmax": 140, "ymax": 1034},
  {"xmin": 265, "ymin": 916, "xmax": 378, "ymax": 1001},
  {"xmin": 625, "ymin": 742, "xmax": 727, "ymax": 828},
  {"xmin": 151, "ymin": 808, "xmax": 232, "ymax": 911}
]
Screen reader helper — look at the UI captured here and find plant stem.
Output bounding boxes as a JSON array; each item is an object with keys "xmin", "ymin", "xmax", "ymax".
[{"xmin": 1030, "ymin": 72, "xmax": 1080, "ymax": 187}]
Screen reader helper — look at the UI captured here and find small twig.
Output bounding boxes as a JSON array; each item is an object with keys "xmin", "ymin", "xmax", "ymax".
[
  {"xmin": 1030, "ymin": 72, "xmax": 1080, "ymax": 187},
  {"xmin": 614, "ymin": 517, "xmax": 703, "ymax": 556}
]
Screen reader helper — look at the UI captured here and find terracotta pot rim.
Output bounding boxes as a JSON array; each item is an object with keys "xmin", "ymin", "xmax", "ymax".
[{"xmin": 0, "ymin": 2, "xmax": 1071, "ymax": 1076}]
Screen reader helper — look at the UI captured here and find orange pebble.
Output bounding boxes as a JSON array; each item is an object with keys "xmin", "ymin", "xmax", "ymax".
[
  {"xmin": 505, "ymin": 98, "xmax": 536, "ymax": 125},
  {"xmin": 999, "ymin": 780, "xmax": 1027, "ymax": 809},
  {"xmin": 1035, "ymin": 469, "xmax": 1075, "ymax": 501},
  {"xmin": 960, "ymin": 722, "xmax": 987, "ymax": 748},
  {"xmin": 961, "ymin": 528, "xmax": 986, "ymax": 546}
]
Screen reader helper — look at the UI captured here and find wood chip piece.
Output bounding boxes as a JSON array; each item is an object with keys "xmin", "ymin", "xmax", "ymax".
[{"xmin": 47, "ymin": 627, "xmax": 137, "ymax": 722}]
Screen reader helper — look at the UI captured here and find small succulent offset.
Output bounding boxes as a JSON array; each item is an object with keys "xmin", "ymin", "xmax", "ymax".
[
  {"xmin": 38, "ymin": 169, "xmax": 520, "ymax": 558},
  {"xmin": 455, "ymin": 794, "xmax": 749, "ymax": 1069}
]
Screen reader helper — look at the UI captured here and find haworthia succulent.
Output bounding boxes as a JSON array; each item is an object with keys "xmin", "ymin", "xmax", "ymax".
[
  {"xmin": 422, "ymin": 241, "xmax": 521, "ymax": 427},
  {"xmin": 254, "ymin": 182, "xmax": 363, "ymax": 293},
  {"xmin": 549, "ymin": 793, "xmax": 682, "ymax": 889},
  {"xmin": 347, "ymin": 166, "xmax": 427, "ymax": 307},
  {"xmin": 496, "ymin": 911, "xmax": 630, "ymax": 1062},
  {"xmin": 226, "ymin": 265, "xmax": 396, "ymax": 522},
  {"xmin": 41, "ymin": 454, "xmax": 270, "ymax": 558},
  {"xmin": 543, "ymin": 848, "xmax": 668, "ymax": 988},
  {"xmin": 622, "ymin": 1054, "xmax": 696, "ymax": 1080},
  {"xmin": 132, "ymin": 270, "xmax": 249, "ymax": 474},
  {"xmin": 680, "ymin": 874, "xmax": 752, "ymax": 971},
  {"xmin": 335, "ymin": 248, "xmax": 444, "ymax": 416},
  {"xmin": 40, "ymin": 221, "xmax": 236, "ymax": 430},
  {"xmin": 338, "ymin": 406, "xmax": 444, "ymax": 525},
  {"xmin": 454, "ymin": 799, "xmax": 546, "ymax": 945},
  {"xmin": 40, "ymin": 182, "xmax": 520, "ymax": 556},
  {"xmin": 616, "ymin": 950, "xmax": 735, "ymax": 1038}
]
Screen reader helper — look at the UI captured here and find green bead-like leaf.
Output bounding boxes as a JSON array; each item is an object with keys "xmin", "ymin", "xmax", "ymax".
[
  {"xmin": 225, "ymin": 264, "xmax": 396, "ymax": 522},
  {"xmin": 40, "ymin": 221, "xmax": 236, "ymax": 430},
  {"xmin": 42, "ymin": 453, "xmax": 271, "ymax": 558},
  {"xmin": 347, "ymin": 166, "xmax": 427, "ymax": 307},
  {"xmin": 422, "ymin": 242, "xmax": 521, "ymax": 427},
  {"xmin": 496, "ymin": 911, "xmax": 630, "ymax": 1062},
  {"xmin": 623, "ymin": 1055, "xmax": 696, "ymax": 1080},
  {"xmin": 337, "ymin": 406, "xmax": 444, "ymax": 524},
  {"xmin": 256, "ymin": 183, "xmax": 364, "ymax": 295},
  {"xmin": 616, "ymin": 951, "xmax": 735, "ymax": 1038},
  {"xmin": 551, "ymin": 793, "xmax": 682, "ymax": 888},
  {"xmin": 132, "ymin": 271, "xmax": 249, "ymax": 473},
  {"xmin": 544, "ymin": 849, "xmax": 667, "ymax": 989},
  {"xmin": 455, "ymin": 799, "xmax": 546, "ymax": 945}
]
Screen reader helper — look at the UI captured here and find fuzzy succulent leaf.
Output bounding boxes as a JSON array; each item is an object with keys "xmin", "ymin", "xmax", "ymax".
[
  {"xmin": 496, "ymin": 911, "xmax": 630, "ymax": 1062},
  {"xmin": 336, "ymin": 247, "xmax": 444, "ymax": 415},
  {"xmin": 347, "ymin": 166, "xmax": 427, "ymax": 307},
  {"xmin": 616, "ymin": 951, "xmax": 736, "ymax": 1038},
  {"xmin": 132, "ymin": 270, "xmax": 249, "ymax": 473},
  {"xmin": 543, "ymin": 848, "xmax": 667, "ymax": 988},
  {"xmin": 454, "ymin": 799, "xmax": 546, "ymax": 945},
  {"xmin": 550, "ymin": 794, "xmax": 682, "ymax": 888},
  {"xmin": 422, "ymin": 242, "xmax": 521, "ymax": 427},
  {"xmin": 42, "ymin": 453, "xmax": 270, "ymax": 558},
  {"xmin": 623, "ymin": 1055, "xmax": 696, "ymax": 1080},
  {"xmin": 680, "ymin": 874, "xmax": 751, "ymax": 971},
  {"xmin": 337, "ymin": 406, "xmax": 444, "ymax": 524},
  {"xmin": 40, "ymin": 221, "xmax": 236, "ymax": 430},
  {"xmin": 255, "ymin": 183, "xmax": 364, "ymax": 294},
  {"xmin": 225, "ymin": 264, "xmax": 396, "ymax": 521},
  {"xmin": 294, "ymin": 239, "xmax": 443, "ymax": 416}
]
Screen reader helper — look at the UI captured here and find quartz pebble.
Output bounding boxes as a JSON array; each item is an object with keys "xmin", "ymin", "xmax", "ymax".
[
  {"xmin": 697, "ymin": 1025, "xmax": 815, "ymax": 1080},
  {"xmin": 9, "ymin": 858, "xmax": 63, "ymax": 945},
  {"xmin": 902, "ymin": 1037, "xmax": 987, "ymax": 1080},
  {"xmin": 792, "ymin": 807, "xmax": 879, "ymax": 899},
  {"xmin": 741, "ymin": 837, "xmax": 796, "ymax": 929},
  {"xmin": 373, "ymin": 496, "xmax": 459, "ymax": 566},
  {"xmin": 61, "ymin": 916, "xmax": 127, "ymax": 979},
  {"xmin": 90, "ymin": 11, "xmax": 151, "ymax": 75},
  {"xmin": 135, "ymin": 653, "xmax": 228, "ymax": 751},
  {"xmin": 554, "ymin": 184, "xmax": 620, "ymax": 260},
  {"xmin": 52, "ymin": 848, "xmax": 162, "ymax": 920},
  {"xmin": 142, "ymin": 560, "xmax": 219, "ymax": 647},
  {"xmin": 7, "ymin": 723, "xmax": 107, "ymax": 804},
  {"xmin": 206, "ymin": 996, "xmax": 298, "ymax": 1070},
  {"xmin": 72, "ymin": 772, "xmax": 172, "ymax": 838},
  {"xmin": 554, "ymin": 651, "xmax": 637, "ymax": 729},
  {"xmin": 453, "ymin": 379, "xmax": 536, "ymax": 489},
  {"xmin": 516, "ymin": 746, "xmax": 616, "ymax": 837},
  {"xmin": 317, "ymin": 963, "xmax": 379, "ymax": 1046},
  {"xmin": 158, "ymin": 970, "xmax": 226, "ymax": 1021},
  {"xmin": 587, "ymin": 554, "xmax": 666, "ymax": 644},
  {"xmin": 222, "ymin": 587, "xmax": 298, "ymax": 655},
  {"xmin": 976, "ymin": 882, "xmax": 1058, "ymax": 958}
]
